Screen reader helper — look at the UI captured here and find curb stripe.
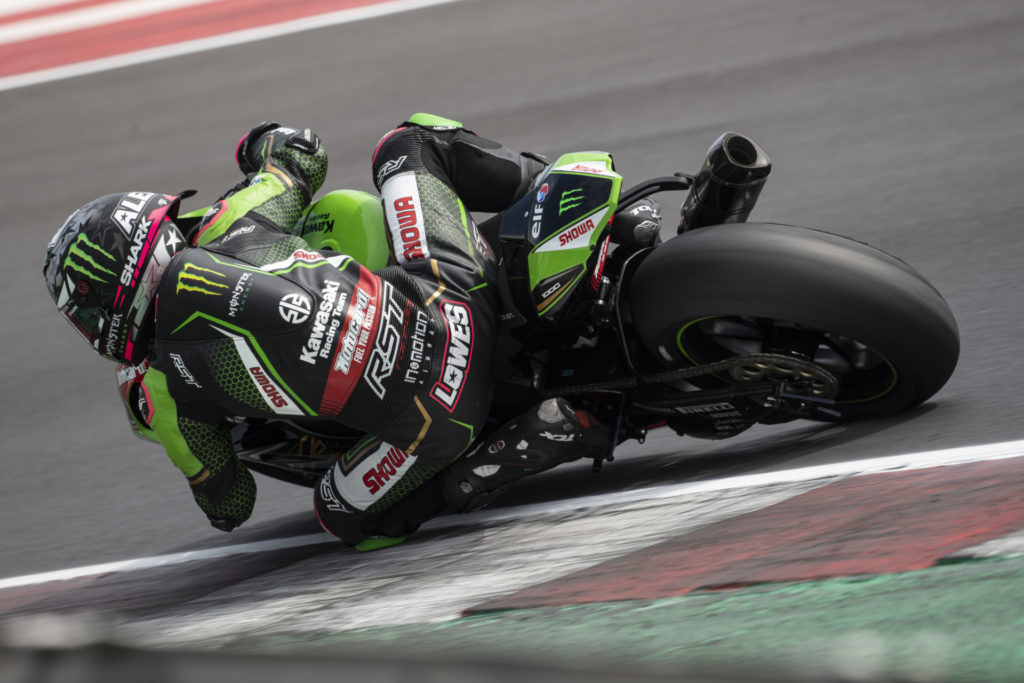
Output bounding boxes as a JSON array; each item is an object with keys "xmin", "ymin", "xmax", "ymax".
[
  {"xmin": 0, "ymin": 0, "xmax": 219, "ymax": 45},
  {"xmin": 471, "ymin": 457, "xmax": 1024, "ymax": 610},
  {"xmin": 2, "ymin": 438, "xmax": 1022, "ymax": 591},
  {"xmin": 0, "ymin": 0, "xmax": 465, "ymax": 91},
  {"xmin": 0, "ymin": 1, "xmax": 102, "ymax": 22}
]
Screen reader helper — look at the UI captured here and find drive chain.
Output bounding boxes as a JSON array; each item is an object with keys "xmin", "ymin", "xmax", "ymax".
[{"xmin": 543, "ymin": 352, "xmax": 838, "ymax": 398}]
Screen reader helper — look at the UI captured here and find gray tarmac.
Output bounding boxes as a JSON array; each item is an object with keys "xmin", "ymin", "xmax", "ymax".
[{"xmin": 1, "ymin": 0, "xmax": 1022, "ymax": 577}]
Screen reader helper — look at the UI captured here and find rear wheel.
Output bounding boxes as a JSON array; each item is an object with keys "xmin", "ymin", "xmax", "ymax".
[{"xmin": 628, "ymin": 223, "xmax": 959, "ymax": 419}]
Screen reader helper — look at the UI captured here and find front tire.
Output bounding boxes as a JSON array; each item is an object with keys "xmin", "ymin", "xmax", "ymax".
[{"xmin": 628, "ymin": 223, "xmax": 959, "ymax": 419}]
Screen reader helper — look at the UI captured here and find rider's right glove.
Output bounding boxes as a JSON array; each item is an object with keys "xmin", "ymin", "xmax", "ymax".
[{"xmin": 187, "ymin": 458, "xmax": 256, "ymax": 532}]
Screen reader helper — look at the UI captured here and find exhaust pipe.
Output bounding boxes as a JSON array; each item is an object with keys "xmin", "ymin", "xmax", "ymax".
[{"xmin": 678, "ymin": 132, "xmax": 771, "ymax": 233}]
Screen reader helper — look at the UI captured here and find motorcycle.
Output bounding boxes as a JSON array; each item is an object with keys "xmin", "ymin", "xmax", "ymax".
[{"xmin": 122, "ymin": 132, "xmax": 961, "ymax": 487}]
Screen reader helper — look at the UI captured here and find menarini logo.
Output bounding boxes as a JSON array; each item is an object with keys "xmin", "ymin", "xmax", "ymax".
[
  {"xmin": 176, "ymin": 263, "xmax": 229, "ymax": 296},
  {"xmin": 64, "ymin": 234, "xmax": 116, "ymax": 282}
]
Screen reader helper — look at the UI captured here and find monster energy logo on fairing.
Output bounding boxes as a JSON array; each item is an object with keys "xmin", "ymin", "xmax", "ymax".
[
  {"xmin": 176, "ymin": 263, "xmax": 229, "ymax": 296},
  {"xmin": 559, "ymin": 189, "xmax": 584, "ymax": 215},
  {"xmin": 64, "ymin": 234, "xmax": 116, "ymax": 282}
]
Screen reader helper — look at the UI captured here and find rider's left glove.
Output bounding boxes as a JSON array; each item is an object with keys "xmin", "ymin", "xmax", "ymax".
[
  {"xmin": 235, "ymin": 121, "xmax": 282, "ymax": 175},
  {"xmin": 188, "ymin": 458, "xmax": 256, "ymax": 532},
  {"xmin": 235, "ymin": 122, "xmax": 322, "ymax": 176}
]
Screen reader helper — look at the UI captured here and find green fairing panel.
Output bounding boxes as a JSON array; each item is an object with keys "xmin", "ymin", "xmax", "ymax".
[
  {"xmin": 407, "ymin": 113, "xmax": 464, "ymax": 129},
  {"xmin": 527, "ymin": 152, "xmax": 621, "ymax": 318},
  {"xmin": 294, "ymin": 190, "xmax": 390, "ymax": 270}
]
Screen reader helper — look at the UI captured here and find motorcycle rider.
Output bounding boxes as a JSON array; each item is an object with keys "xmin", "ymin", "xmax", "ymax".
[{"xmin": 43, "ymin": 114, "xmax": 610, "ymax": 549}]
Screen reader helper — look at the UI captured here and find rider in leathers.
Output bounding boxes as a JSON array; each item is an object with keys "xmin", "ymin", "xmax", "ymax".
[{"xmin": 43, "ymin": 115, "xmax": 608, "ymax": 548}]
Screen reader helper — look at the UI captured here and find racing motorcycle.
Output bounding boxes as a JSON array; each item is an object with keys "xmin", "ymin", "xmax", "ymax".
[{"xmin": 132, "ymin": 133, "xmax": 961, "ymax": 486}]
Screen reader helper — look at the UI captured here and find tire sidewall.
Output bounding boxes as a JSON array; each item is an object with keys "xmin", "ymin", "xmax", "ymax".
[{"xmin": 628, "ymin": 223, "xmax": 960, "ymax": 417}]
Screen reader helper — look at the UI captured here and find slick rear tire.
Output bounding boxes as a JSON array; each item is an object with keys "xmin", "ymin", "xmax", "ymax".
[{"xmin": 627, "ymin": 223, "xmax": 960, "ymax": 419}]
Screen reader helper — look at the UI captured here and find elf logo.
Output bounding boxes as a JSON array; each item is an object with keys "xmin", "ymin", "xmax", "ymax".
[{"xmin": 431, "ymin": 300, "xmax": 473, "ymax": 411}]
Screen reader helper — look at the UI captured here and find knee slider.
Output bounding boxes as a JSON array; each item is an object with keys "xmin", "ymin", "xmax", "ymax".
[{"xmin": 315, "ymin": 466, "xmax": 375, "ymax": 546}]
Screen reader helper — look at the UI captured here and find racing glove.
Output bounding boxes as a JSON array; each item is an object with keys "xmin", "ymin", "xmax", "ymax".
[
  {"xmin": 235, "ymin": 121, "xmax": 282, "ymax": 175},
  {"xmin": 235, "ymin": 121, "xmax": 323, "ymax": 175},
  {"xmin": 187, "ymin": 458, "xmax": 256, "ymax": 532}
]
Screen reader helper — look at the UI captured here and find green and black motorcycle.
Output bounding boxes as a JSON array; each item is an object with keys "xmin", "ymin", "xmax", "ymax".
[{"xmin": 156, "ymin": 133, "xmax": 963, "ymax": 485}]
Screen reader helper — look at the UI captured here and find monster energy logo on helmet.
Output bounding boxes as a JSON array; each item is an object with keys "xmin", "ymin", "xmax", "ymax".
[
  {"xmin": 64, "ymin": 234, "xmax": 116, "ymax": 282},
  {"xmin": 176, "ymin": 263, "xmax": 229, "ymax": 296}
]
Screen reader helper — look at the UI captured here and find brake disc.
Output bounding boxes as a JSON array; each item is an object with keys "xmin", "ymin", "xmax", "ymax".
[{"xmin": 728, "ymin": 355, "xmax": 838, "ymax": 398}]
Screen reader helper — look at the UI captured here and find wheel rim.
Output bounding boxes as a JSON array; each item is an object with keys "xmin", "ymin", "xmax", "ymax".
[{"xmin": 674, "ymin": 316, "xmax": 899, "ymax": 405}]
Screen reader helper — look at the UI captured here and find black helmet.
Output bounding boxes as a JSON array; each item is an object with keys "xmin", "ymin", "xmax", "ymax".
[{"xmin": 43, "ymin": 192, "xmax": 186, "ymax": 364}]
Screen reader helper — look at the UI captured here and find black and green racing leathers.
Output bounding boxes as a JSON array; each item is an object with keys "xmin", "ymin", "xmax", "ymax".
[{"xmin": 127, "ymin": 115, "xmax": 543, "ymax": 544}]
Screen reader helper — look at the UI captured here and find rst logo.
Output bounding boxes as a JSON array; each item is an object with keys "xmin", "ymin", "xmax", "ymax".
[
  {"xmin": 375, "ymin": 155, "xmax": 407, "ymax": 185},
  {"xmin": 431, "ymin": 300, "xmax": 473, "ymax": 411},
  {"xmin": 170, "ymin": 352, "xmax": 202, "ymax": 389},
  {"xmin": 364, "ymin": 282, "xmax": 403, "ymax": 399}
]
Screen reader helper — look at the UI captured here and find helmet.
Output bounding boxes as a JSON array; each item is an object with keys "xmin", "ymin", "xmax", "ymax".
[{"xmin": 43, "ymin": 192, "xmax": 186, "ymax": 365}]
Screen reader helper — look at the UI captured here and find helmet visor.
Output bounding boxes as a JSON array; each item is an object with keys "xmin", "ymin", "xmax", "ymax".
[{"xmin": 54, "ymin": 282, "xmax": 109, "ymax": 351}]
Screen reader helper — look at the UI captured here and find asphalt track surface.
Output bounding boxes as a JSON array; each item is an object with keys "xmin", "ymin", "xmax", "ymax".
[{"xmin": 1, "ymin": 0, "xmax": 1022, "ymax": 580}]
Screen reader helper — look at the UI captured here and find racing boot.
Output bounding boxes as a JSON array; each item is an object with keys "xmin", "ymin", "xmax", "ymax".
[{"xmin": 440, "ymin": 398, "xmax": 610, "ymax": 512}]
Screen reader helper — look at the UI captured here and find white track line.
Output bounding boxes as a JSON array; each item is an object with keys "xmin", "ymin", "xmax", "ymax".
[
  {"xmin": 0, "ymin": 0, "xmax": 465, "ymax": 93},
  {"xmin": 1, "ymin": 438, "xmax": 1022, "ymax": 591}
]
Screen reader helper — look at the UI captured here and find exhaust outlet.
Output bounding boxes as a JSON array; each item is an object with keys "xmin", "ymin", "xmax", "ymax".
[{"xmin": 678, "ymin": 132, "xmax": 772, "ymax": 233}]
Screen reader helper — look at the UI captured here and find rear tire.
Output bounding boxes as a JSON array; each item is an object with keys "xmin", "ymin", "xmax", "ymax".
[{"xmin": 628, "ymin": 223, "xmax": 959, "ymax": 419}]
